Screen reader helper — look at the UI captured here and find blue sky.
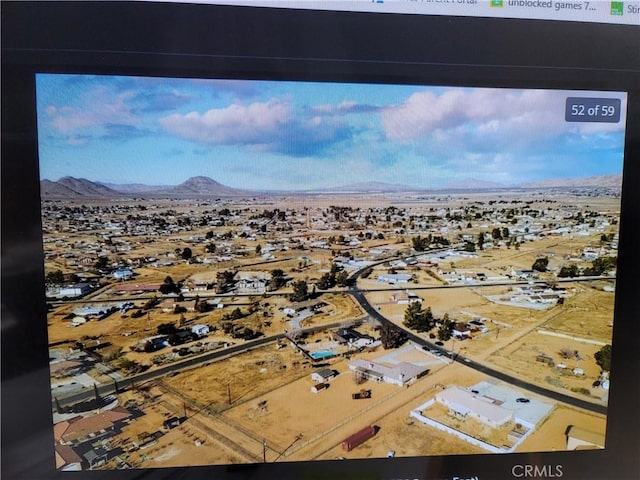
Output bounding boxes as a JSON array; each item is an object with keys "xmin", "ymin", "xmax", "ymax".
[{"xmin": 36, "ymin": 74, "xmax": 626, "ymax": 190}]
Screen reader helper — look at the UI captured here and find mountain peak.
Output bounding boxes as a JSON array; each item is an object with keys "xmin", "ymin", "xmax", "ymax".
[
  {"xmin": 166, "ymin": 176, "xmax": 250, "ymax": 196},
  {"xmin": 41, "ymin": 176, "xmax": 119, "ymax": 197},
  {"xmin": 180, "ymin": 176, "xmax": 222, "ymax": 186}
]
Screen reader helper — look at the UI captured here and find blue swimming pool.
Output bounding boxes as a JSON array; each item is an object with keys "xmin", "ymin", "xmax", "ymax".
[{"xmin": 309, "ymin": 350, "xmax": 336, "ymax": 360}]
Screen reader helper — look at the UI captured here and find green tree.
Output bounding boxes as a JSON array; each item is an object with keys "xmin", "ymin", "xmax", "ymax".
[
  {"xmin": 420, "ymin": 306, "xmax": 435, "ymax": 332},
  {"xmin": 290, "ymin": 280, "xmax": 308, "ymax": 302},
  {"xmin": 588, "ymin": 256, "xmax": 617, "ymax": 276},
  {"xmin": 437, "ymin": 313, "xmax": 454, "ymax": 341},
  {"xmin": 403, "ymin": 303, "xmax": 433, "ymax": 332},
  {"xmin": 181, "ymin": 247, "xmax": 193, "ymax": 260},
  {"xmin": 532, "ymin": 257, "xmax": 549, "ymax": 272},
  {"xmin": 378, "ymin": 323, "xmax": 406, "ymax": 349},
  {"xmin": 195, "ymin": 296, "xmax": 210, "ymax": 313},
  {"xmin": 159, "ymin": 276, "xmax": 180, "ymax": 294},
  {"xmin": 412, "ymin": 235, "xmax": 430, "ymax": 252},
  {"xmin": 335, "ymin": 270, "xmax": 350, "ymax": 287},
  {"xmin": 216, "ymin": 270, "xmax": 236, "ymax": 293},
  {"xmin": 403, "ymin": 301, "xmax": 423, "ymax": 330},
  {"xmin": 45, "ymin": 269, "xmax": 65, "ymax": 284},
  {"xmin": 558, "ymin": 264, "xmax": 579, "ymax": 278},
  {"xmin": 317, "ymin": 273, "xmax": 333, "ymax": 290},
  {"xmin": 269, "ymin": 269, "xmax": 286, "ymax": 291},
  {"xmin": 463, "ymin": 242, "xmax": 476, "ymax": 252},
  {"xmin": 594, "ymin": 344, "xmax": 612, "ymax": 372},
  {"xmin": 95, "ymin": 256, "xmax": 109, "ymax": 270},
  {"xmin": 157, "ymin": 322, "xmax": 177, "ymax": 335}
]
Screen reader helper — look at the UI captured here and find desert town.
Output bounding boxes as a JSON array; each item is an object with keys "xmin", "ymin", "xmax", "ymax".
[{"xmin": 42, "ymin": 177, "xmax": 618, "ymax": 470}]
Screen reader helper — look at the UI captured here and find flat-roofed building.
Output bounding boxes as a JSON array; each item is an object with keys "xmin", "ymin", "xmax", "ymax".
[
  {"xmin": 349, "ymin": 358, "xmax": 428, "ymax": 386},
  {"xmin": 436, "ymin": 386, "xmax": 512, "ymax": 427},
  {"xmin": 377, "ymin": 273, "xmax": 412, "ymax": 284},
  {"xmin": 566, "ymin": 425, "xmax": 605, "ymax": 450}
]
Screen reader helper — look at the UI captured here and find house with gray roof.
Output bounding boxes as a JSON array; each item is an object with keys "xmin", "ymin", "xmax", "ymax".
[{"xmin": 348, "ymin": 358, "xmax": 428, "ymax": 386}]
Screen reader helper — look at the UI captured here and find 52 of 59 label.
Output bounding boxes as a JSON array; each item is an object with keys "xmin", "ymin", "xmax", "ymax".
[{"xmin": 565, "ymin": 97, "xmax": 621, "ymax": 123}]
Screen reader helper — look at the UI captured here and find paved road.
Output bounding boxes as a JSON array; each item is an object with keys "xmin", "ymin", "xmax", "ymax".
[
  {"xmin": 53, "ymin": 335, "xmax": 283, "ymax": 407},
  {"xmin": 347, "ymin": 261, "xmax": 608, "ymax": 416},
  {"xmin": 53, "ymin": 320, "xmax": 358, "ymax": 408},
  {"xmin": 54, "ymin": 251, "xmax": 609, "ymax": 416}
]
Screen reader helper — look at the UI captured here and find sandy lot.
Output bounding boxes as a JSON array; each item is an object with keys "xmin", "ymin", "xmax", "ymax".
[
  {"xmin": 519, "ymin": 405, "xmax": 606, "ymax": 452},
  {"xmin": 145, "ymin": 343, "xmax": 598, "ymax": 467}
]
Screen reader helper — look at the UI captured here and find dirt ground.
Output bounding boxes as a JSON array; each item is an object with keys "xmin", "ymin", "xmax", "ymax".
[
  {"xmin": 132, "ymin": 347, "xmax": 552, "ymax": 467},
  {"xmin": 44, "ymin": 195, "xmax": 619, "ymax": 470},
  {"xmin": 46, "ymin": 289, "xmax": 364, "ymax": 379},
  {"xmin": 362, "ymin": 274, "xmax": 614, "ymax": 404},
  {"xmin": 79, "ymin": 349, "xmax": 608, "ymax": 470},
  {"xmin": 519, "ymin": 405, "xmax": 606, "ymax": 452},
  {"xmin": 105, "ymin": 347, "xmax": 489, "ymax": 468},
  {"xmin": 487, "ymin": 331, "xmax": 608, "ymax": 402}
]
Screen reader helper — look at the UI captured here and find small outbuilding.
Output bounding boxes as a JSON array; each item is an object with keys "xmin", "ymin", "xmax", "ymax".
[
  {"xmin": 311, "ymin": 368, "xmax": 337, "ymax": 383},
  {"xmin": 310, "ymin": 383, "xmax": 329, "ymax": 393}
]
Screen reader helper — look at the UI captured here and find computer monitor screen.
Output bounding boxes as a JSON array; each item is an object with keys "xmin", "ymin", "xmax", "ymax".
[{"xmin": 37, "ymin": 73, "xmax": 624, "ymax": 469}]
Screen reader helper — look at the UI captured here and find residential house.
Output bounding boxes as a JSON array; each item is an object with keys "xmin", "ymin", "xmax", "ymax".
[
  {"xmin": 55, "ymin": 444, "xmax": 82, "ymax": 471},
  {"xmin": 191, "ymin": 324, "xmax": 210, "ymax": 337},
  {"xmin": 390, "ymin": 290, "xmax": 422, "ymax": 305},
  {"xmin": 112, "ymin": 268, "xmax": 134, "ymax": 280},
  {"xmin": 236, "ymin": 278, "xmax": 267, "ymax": 294},
  {"xmin": 435, "ymin": 386, "xmax": 512, "ymax": 428},
  {"xmin": 349, "ymin": 359, "xmax": 428, "ymax": 386},
  {"xmin": 54, "ymin": 406, "xmax": 132, "ymax": 446},
  {"xmin": 566, "ymin": 426, "xmax": 605, "ymax": 450},
  {"xmin": 311, "ymin": 368, "xmax": 338, "ymax": 383},
  {"xmin": 377, "ymin": 273, "xmax": 412, "ymax": 284}
]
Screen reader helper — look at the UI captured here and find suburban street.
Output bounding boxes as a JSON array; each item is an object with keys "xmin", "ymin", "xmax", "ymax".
[{"xmin": 348, "ymin": 262, "xmax": 608, "ymax": 415}]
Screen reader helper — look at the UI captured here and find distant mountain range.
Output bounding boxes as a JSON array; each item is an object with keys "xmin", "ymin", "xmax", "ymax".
[
  {"xmin": 40, "ymin": 174, "xmax": 622, "ymax": 199},
  {"xmin": 312, "ymin": 181, "xmax": 419, "ymax": 193},
  {"xmin": 155, "ymin": 176, "xmax": 252, "ymax": 196},
  {"xmin": 41, "ymin": 176, "xmax": 252, "ymax": 198},
  {"xmin": 40, "ymin": 177, "xmax": 121, "ymax": 198},
  {"xmin": 521, "ymin": 174, "xmax": 622, "ymax": 189}
]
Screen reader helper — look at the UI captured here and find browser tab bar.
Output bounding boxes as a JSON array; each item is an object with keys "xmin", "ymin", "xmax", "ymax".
[{"xmin": 182, "ymin": 1, "xmax": 639, "ymax": 25}]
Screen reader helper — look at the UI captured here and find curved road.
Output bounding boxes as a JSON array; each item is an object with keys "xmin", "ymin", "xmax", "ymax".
[
  {"xmin": 56, "ymin": 253, "xmax": 608, "ymax": 416},
  {"xmin": 347, "ymin": 259, "xmax": 608, "ymax": 416}
]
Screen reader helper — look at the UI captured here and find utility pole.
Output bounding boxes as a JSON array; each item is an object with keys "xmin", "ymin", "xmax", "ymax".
[{"xmin": 272, "ymin": 434, "xmax": 303, "ymax": 463}]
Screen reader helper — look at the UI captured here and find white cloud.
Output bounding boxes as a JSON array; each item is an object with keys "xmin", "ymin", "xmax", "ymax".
[
  {"xmin": 159, "ymin": 99, "xmax": 291, "ymax": 145},
  {"xmin": 381, "ymin": 88, "xmax": 625, "ymax": 144},
  {"xmin": 47, "ymin": 88, "xmax": 140, "ymax": 135}
]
